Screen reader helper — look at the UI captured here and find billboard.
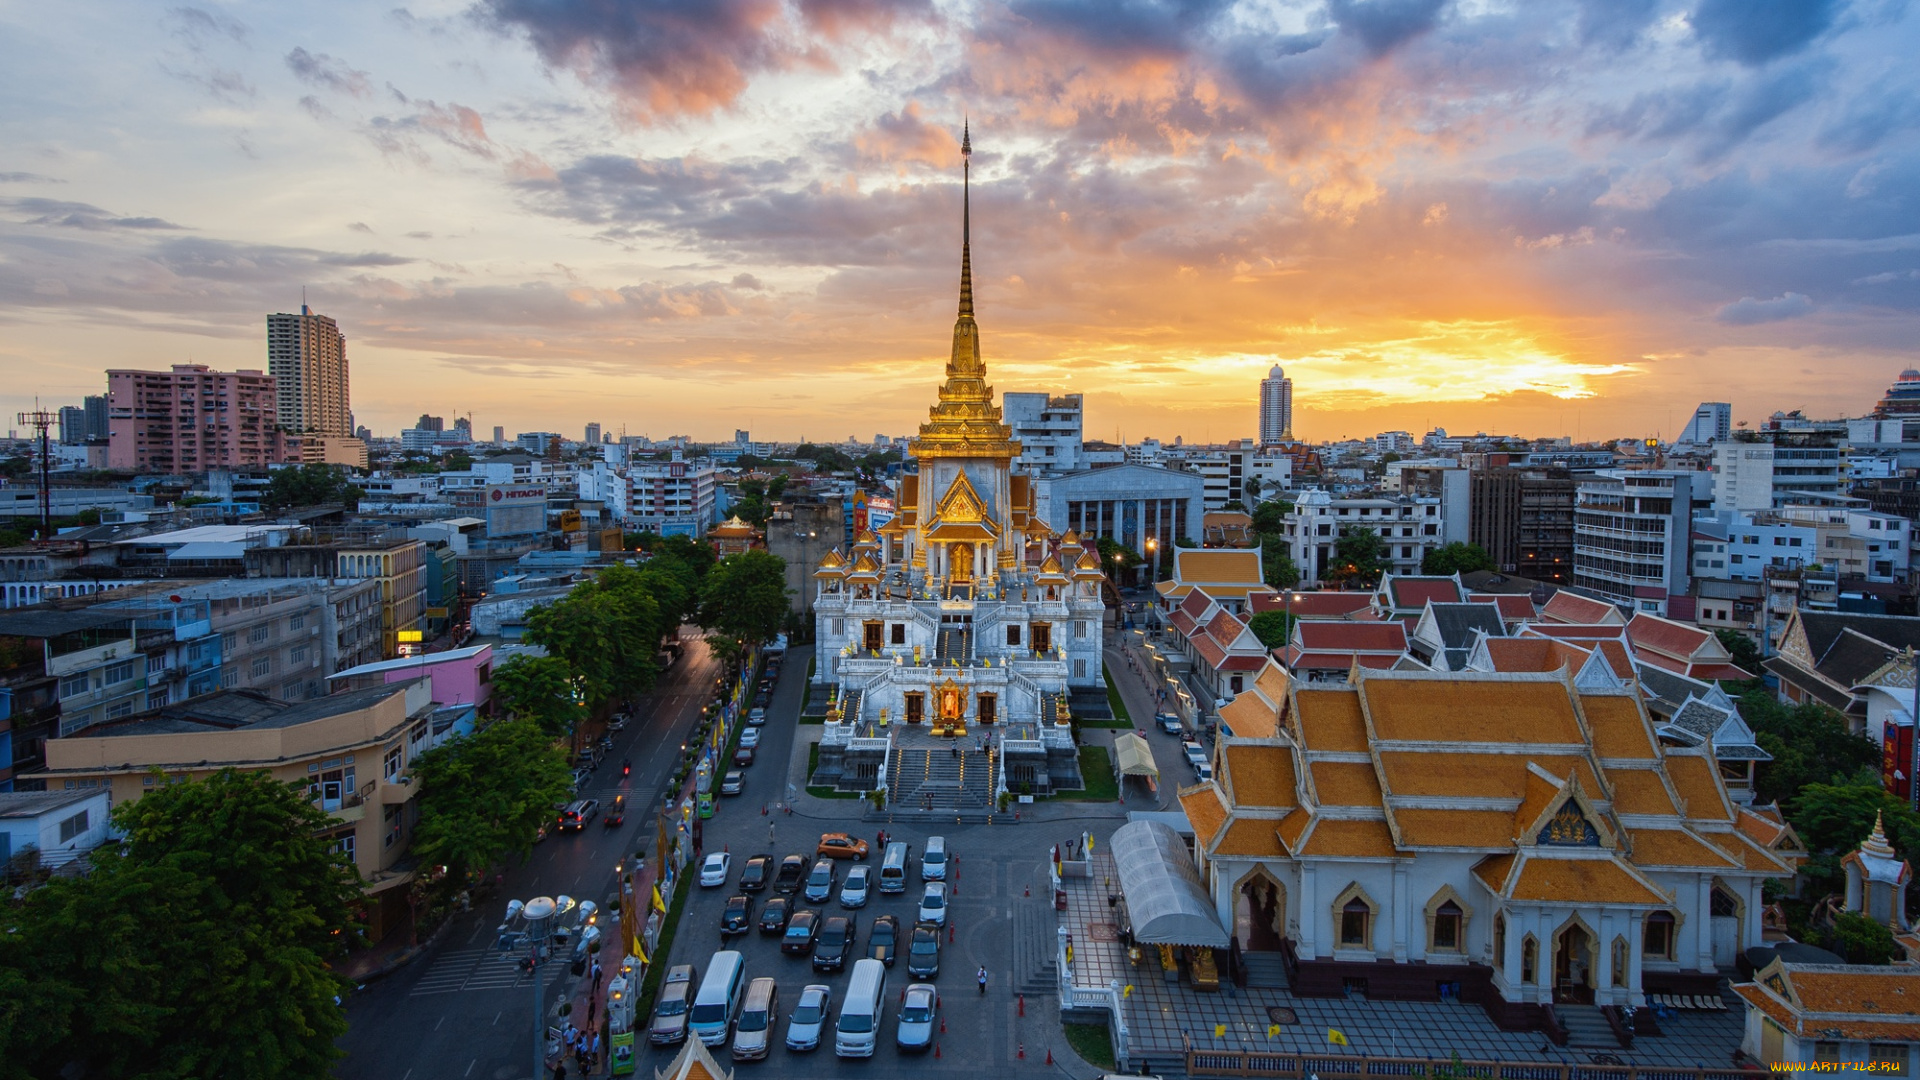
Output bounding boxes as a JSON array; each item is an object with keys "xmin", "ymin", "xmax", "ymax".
[{"xmin": 867, "ymin": 496, "xmax": 895, "ymax": 532}]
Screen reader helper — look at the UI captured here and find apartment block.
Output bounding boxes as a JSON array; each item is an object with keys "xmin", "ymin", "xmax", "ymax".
[
  {"xmin": 105, "ymin": 364, "xmax": 293, "ymax": 472},
  {"xmin": 268, "ymin": 306, "xmax": 350, "ymax": 436},
  {"xmin": 1572, "ymin": 470, "xmax": 1697, "ymax": 615},
  {"xmin": 1282, "ymin": 490, "xmax": 1444, "ymax": 586},
  {"xmin": 1002, "ymin": 392, "xmax": 1085, "ymax": 474}
]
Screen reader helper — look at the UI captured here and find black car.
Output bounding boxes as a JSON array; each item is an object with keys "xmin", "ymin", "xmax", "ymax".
[
  {"xmin": 603, "ymin": 795, "xmax": 626, "ymax": 827},
  {"xmin": 739, "ymin": 854, "xmax": 772, "ymax": 892},
  {"xmin": 868, "ymin": 914, "xmax": 899, "ymax": 967},
  {"xmin": 907, "ymin": 921, "xmax": 941, "ymax": 979},
  {"xmin": 734, "ymin": 747, "xmax": 755, "ymax": 768},
  {"xmin": 758, "ymin": 896, "xmax": 792, "ymax": 936},
  {"xmin": 811, "ymin": 915, "xmax": 854, "ymax": 972},
  {"xmin": 781, "ymin": 908, "xmax": 821, "ymax": 955},
  {"xmin": 773, "ymin": 855, "xmax": 807, "ymax": 895},
  {"xmin": 720, "ymin": 895, "xmax": 754, "ymax": 937}
]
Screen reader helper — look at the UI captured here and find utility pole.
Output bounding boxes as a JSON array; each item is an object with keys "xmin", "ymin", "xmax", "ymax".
[{"xmin": 15, "ymin": 403, "xmax": 55, "ymax": 541}]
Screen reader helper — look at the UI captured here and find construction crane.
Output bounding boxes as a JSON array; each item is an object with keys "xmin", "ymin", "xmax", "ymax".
[{"xmin": 15, "ymin": 402, "xmax": 54, "ymax": 541}]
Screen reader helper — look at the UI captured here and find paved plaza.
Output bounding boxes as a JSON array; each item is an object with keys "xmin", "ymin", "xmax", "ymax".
[{"xmin": 1060, "ymin": 851, "xmax": 1750, "ymax": 1074}]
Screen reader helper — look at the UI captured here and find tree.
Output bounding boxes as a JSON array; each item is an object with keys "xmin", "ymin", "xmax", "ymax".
[
  {"xmin": 1250, "ymin": 500, "xmax": 1291, "ymax": 537},
  {"xmin": 0, "ymin": 769, "xmax": 360, "ymax": 1079},
  {"xmin": 1788, "ymin": 774, "xmax": 1920, "ymax": 895},
  {"xmin": 1824, "ymin": 911, "xmax": 1899, "ymax": 965},
  {"xmin": 731, "ymin": 478, "xmax": 774, "ymax": 528},
  {"xmin": 525, "ymin": 565, "xmax": 668, "ymax": 711},
  {"xmin": 1743, "ymin": 688, "xmax": 1880, "ymax": 806},
  {"xmin": 409, "ymin": 718, "xmax": 573, "ymax": 883},
  {"xmin": 1219, "ymin": 499, "xmax": 1246, "ymax": 512},
  {"xmin": 1324, "ymin": 527, "xmax": 1386, "ymax": 588},
  {"xmin": 441, "ymin": 448, "xmax": 473, "ymax": 471},
  {"xmin": 1716, "ymin": 629, "xmax": 1763, "ymax": 675},
  {"xmin": 261, "ymin": 463, "xmax": 362, "ymax": 511},
  {"xmin": 1095, "ymin": 538, "xmax": 1142, "ymax": 582},
  {"xmin": 1260, "ymin": 536, "xmax": 1301, "ymax": 589},
  {"xmin": 1248, "ymin": 610, "xmax": 1296, "ymax": 649},
  {"xmin": 1243, "ymin": 477, "xmax": 1262, "ymax": 501},
  {"xmin": 492, "ymin": 654, "xmax": 581, "ymax": 738},
  {"xmin": 698, "ymin": 549, "xmax": 789, "ymax": 650},
  {"xmin": 1422, "ymin": 542, "xmax": 1496, "ymax": 576}
]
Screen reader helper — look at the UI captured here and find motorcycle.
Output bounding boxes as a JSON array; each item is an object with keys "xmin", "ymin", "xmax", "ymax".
[{"xmin": 621, "ymin": 759, "xmax": 632, "ymax": 777}]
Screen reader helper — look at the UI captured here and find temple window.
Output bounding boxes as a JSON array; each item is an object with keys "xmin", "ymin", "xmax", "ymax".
[
  {"xmin": 1643, "ymin": 912, "xmax": 1675, "ymax": 960},
  {"xmin": 891, "ymin": 624, "xmax": 906, "ymax": 645},
  {"xmin": 1431, "ymin": 901, "xmax": 1463, "ymax": 952},
  {"xmin": 1333, "ymin": 883, "xmax": 1376, "ymax": 949},
  {"xmin": 1007, "ymin": 625, "xmax": 1021, "ymax": 646},
  {"xmin": 1031, "ymin": 623, "xmax": 1052, "ymax": 652},
  {"xmin": 1521, "ymin": 936, "xmax": 1538, "ymax": 983},
  {"xmin": 863, "ymin": 622, "xmax": 884, "ymax": 652},
  {"xmin": 1611, "ymin": 937, "xmax": 1628, "ymax": 987}
]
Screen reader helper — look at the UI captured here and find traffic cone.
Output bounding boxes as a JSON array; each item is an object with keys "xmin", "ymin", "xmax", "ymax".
[
  {"xmin": 1047, "ymin": 1048, "xmax": 1054, "ymax": 1065},
  {"xmin": 1018, "ymin": 993, "xmax": 1024, "ymax": 1016},
  {"xmin": 940, "ymin": 1017, "xmax": 947, "ymax": 1034},
  {"xmin": 1018, "ymin": 1043, "xmax": 1025, "ymax": 1060},
  {"xmin": 948, "ymin": 925, "xmax": 955, "ymax": 943},
  {"xmin": 1024, "ymin": 884, "xmax": 1030, "ymax": 897},
  {"xmin": 935, "ymin": 1043, "xmax": 941, "ymax": 1058}
]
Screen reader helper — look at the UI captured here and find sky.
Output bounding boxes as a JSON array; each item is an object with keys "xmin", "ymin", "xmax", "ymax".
[{"xmin": 2, "ymin": 0, "xmax": 1919, "ymax": 445}]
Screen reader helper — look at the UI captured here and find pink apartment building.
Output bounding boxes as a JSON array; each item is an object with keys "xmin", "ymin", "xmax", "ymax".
[{"xmin": 106, "ymin": 363, "xmax": 297, "ymax": 471}]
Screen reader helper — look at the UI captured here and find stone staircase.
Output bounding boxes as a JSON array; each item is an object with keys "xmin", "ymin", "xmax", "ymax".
[
  {"xmin": 888, "ymin": 739, "xmax": 996, "ymax": 814},
  {"xmin": 1556, "ymin": 1003, "xmax": 1622, "ymax": 1049},
  {"xmin": 1013, "ymin": 899, "xmax": 1060, "ymax": 996},
  {"xmin": 936, "ymin": 627, "xmax": 972, "ymax": 664},
  {"xmin": 1241, "ymin": 951, "xmax": 1289, "ymax": 990}
]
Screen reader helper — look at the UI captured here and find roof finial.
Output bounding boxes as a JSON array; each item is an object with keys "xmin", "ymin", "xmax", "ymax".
[{"xmin": 958, "ymin": 117, "xmax": 973, "ymax": 318}]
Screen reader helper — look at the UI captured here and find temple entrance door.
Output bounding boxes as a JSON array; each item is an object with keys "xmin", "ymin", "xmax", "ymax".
[
  {"xmin": 1234, "ymin": 873, "xmax": 1287, "ymax": 952},
  {"xmin": 977, "ymin": 694, "xmax": 997, "ymax": 725},
  {"xmin": 950, "ymin": 543, "xmax": 974, "ymax": 584},
  {"xmin": 1554, "ymin": 923, "xmax": 1594, "ymax": 1004},
  {"xmin": 905, "ymin": 693, "xmax": 925, "ymax": 725}
]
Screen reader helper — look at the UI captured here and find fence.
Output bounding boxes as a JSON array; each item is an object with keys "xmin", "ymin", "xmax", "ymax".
[{"xmin": 1182, "ymin": 1051, "xmax": 1776, "ymax": 1080}]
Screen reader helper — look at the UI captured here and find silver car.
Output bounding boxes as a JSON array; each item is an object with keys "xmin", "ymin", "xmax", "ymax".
[
  {"xmin": 784, "ymin": 983, "xmax": 831, "ymax": 1052},
  {"xmin": 839, "ymin": 865, "xmax": 871, "ymax": 909},
  {"xmin": 896, "ymin": 983, "xmax": 937, "ymax": 1053},
  {"xmin": 731, "ymin": 977, "xmax": 778, "ymax": 1061}
]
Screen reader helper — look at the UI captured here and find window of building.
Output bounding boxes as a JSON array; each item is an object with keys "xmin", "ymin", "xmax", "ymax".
[
  {"xmin": 59, "ymin": 673, "xmax": 91, "ymax": 699},
  {"xmin": 890, "ymin": 623, "xmax": 906, "ymax": 645},
  {"xmin": 1007, "ymin": 625, "xmax": 1021, "ymax": 646},
  {"xmin": 290, "ymin": 612, "xmax": 306, "ymax": 631},
  {"xmin": 1031, "ymin": 623, "xmax": 1052, "ymax": 652},
  {"xmin": 1521, "ymin": 936, "xmax": 1538, "ymax": 983},
  {"xmin": 147, "ymin": 654, "xmax": 165, "ymax": 676},
  {"xmin": 1431, "ymin": 901, "xmax": 1463, "ymax": 951},
  {"xmin": 1340, "ymin": 899, "xmax": 1371, "ymax": 946},
  {"xmin": 384, "ymin": 744, "xmax": 404, "ymax": 780},
  {"xmin": 147, "ymin": 689, "xmax": 169, "ymax": 710},
  {"xmin": 251, "ymin": 655, "xmax": 272, "ymax": 677},
  {"xmin": 1870, "ymin": 1045, "xmax": 1908, "ymax": 1076},
  {"xmin": 1074, "ymin": 659, "xmax": 1086, "ymax": 679},
  {"xmin": 1814, "ymin": 1043, "xmax": 1841, "ymax": 1065},
  {"xmin": 383, "ymin": 803, "xmax": 403, "ymax": 848},
  {"xmin": 333, "ymin": 832, "xmax": 356, "ymax": 865},
  {"xmin": 103, "ymin": 660, "xmax": 137, "ymax": 685},
  {"xmin": 106, "ymin": 699, "xmax": 134, "ymax": 720},
  {"xmin": 290, "ymin": 644, "xmax": 308, "ymax": 664},
  {"xmin": 1643, "ymin": 911, "xmax": 1676, "ymax": 959},
  {"xmin": 58, "ymin": 809, "xmax": 89, "ymax": 843},
  {"xmin": 249, "ymin": 624, "xmax": 270, "ymax": 644},
  {"xmin": 1493, "ymin": 914, "xmax": 1506, "ymax": 969}
]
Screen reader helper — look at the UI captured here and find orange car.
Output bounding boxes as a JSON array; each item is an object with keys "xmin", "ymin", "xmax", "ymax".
[{"xmin": 816, "ymin": 833, "xmax": 870, "ymax": 860}]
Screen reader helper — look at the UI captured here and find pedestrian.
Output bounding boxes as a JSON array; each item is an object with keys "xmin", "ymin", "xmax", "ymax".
[
  {"xmin": 876, "ymin": 829, "xmax": 885, "ymax": 850},
  {"xmin": 768, "ymin": 821, "xmax": 777, "ymax": 846},
  {"xmin": 551, "ymin": 1061, "xmax": 567, "ymax": 1080},
  {"xmin": 588, "ymin": 996, "xmax": 598, "ymax": 1026},
  {"xmin": 978, "ymin": 966, "xmax": 989, "ymax": 995},
  {"xmin": 591, "ymin": 1030, "xmax": 602, "ymax": 1065},
  {"xmin": 592, "ymin": 959, "xmax": 603, "ymax": 988}
]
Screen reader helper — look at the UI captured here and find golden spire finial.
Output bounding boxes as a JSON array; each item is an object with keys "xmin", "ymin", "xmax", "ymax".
[
  {"xmin": 959, "ymin": 118, "xmax": 973, "ymax": 319},
  {"xmin": 1864, "ymin": 811, "xmax": 1898, "ymax": 859}
]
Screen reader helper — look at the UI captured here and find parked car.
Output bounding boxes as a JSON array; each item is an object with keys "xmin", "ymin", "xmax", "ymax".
[
  {"xmin": 758, "ymin": 897, "xmax": 792, "ymax": 936},
  {"xmin": 896, "ymin": 983, "xmax": 937, "ymax": 1053},
  {"xmin": 781, "ymin": 909, "xmax": 821, "ymax": 955},
  {"xmin": 773, "ymin": 855, "xmax": 807, "ymax": 895},
  {"xmin": 784, "ymin": 984, "xmax": 831, "ymax": 1052},
  {"xmin": 804, "ymin": 858, "xmax": 837, "ymax": 903},
  {"xmin": 557, "ymin": 799, "xmax": 599, "ymax": 831},
  {"xmin": 739, "ymin": 727, "xmax": 761, "ymax": 749},
  {"xmin": 570, "ymin": 767, "xmax": 592, "ymax": 792},
  {"xmin": 816, "ymin": 833, "xmax": 870, "ymax": 860},
  {"xmin": 720, "ymin": 894, "xmax": 754, "ymax": 937},
  {"xmin": 648, "ymin": 964, "xmax": 696, "ymax": 1046},
  {"xmin": 603, "ymin": 795, "xmax": 626, "ymax": 827},
  {"xmin": 748, "ymin": 708, "xmax": 767, "ymax": 725},
  {"xmin": 720, "ymin": 770, "xmax": 744, "ymax": 796},
  {"xmin": 906, "ymin": 922, "xmax": 941, "ymax": 979},
  {"xmin": 731, "ymin": 977, "xmax": 779, "ymax": 1061},
  {"xmin": 812, "ymin": 915, "xmax": 854, "ymax": 973},
  {"xmin": 867, "ymin": 914, "xmax": 898, "ymax": 966},
  {"xmin": 739, "ymin": 854, "xmax": 772, "ymax": 892},
  {"xmin": 607, "ymin": 714, "xmax": 629, "ymax": 732},
  {"xmin": 918, "ymin": 882, "xmax": 948, "ymax": 927},
  {"xmin": 839, "ymin": 865, "xmax": 872, "ymax": 909},
  {"xmin": 1156, "ymin": 713, "xmax": 1183, "ymax": 735},
  {"xmin": 699, "ymin": 852, "xmax": 732, "ymax": 888},
  {"xmin": 734, "ymin": 747, "xmax": 755, "ymax": 768}
]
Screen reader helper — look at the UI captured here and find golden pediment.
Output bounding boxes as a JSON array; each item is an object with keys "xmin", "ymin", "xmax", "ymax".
[{"xmin": 934, "ymin": 470, "xmax": 995, "ymax": 527}]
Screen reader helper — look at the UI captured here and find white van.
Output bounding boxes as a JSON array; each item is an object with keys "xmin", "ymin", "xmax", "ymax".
[
  {"xmin": 878, "ymin": 842, "xmax": 910, "ymax": 894},
  {"xmin": 834, "ymin": 958, "xmax": 888, "ymax": 1058},
  {"xmin": 689, "ymin": 950, "xmax": 746, "ymax": 1047},
  {"xmin": 920, "ymin": 836, "xmax": 948, "ymax": 881}
]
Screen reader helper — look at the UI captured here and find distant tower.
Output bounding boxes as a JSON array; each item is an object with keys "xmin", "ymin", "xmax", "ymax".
[
  {"xmin": 1260, "ymin": 364, "xmax": 1293, "ymax": 445},
  {"xmin": 268, "ymin": 305, "xmax": 350, "ymax": 437},
  {"xmin": 1676, "ymin": 402, "xmax": 1732, "ymax": 448}
]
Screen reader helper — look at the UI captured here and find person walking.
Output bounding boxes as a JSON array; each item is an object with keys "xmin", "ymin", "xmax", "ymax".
[
  {"xmin": 590, "ymin": 1030, "xmax": 603, "ymax": 1068},
  {"xmin": 768, "ymin": 820, "xmax": 777, "ymax": 846},
  {"xmin": 977, "ymin": 966, "xmax": 989, "ymax": 995},
  {"xmin": 592, "ymin": 959, "xmax": 603, "ymax": 989}
]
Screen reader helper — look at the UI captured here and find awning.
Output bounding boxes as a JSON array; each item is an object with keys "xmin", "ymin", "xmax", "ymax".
[
  {"xmin": 1113, "ymin": 733, "xmax": 1159, "ymax": 778},
  {"xmin": 1109, "ymin": 820, "xmax": 1230, "ymax": 948}
]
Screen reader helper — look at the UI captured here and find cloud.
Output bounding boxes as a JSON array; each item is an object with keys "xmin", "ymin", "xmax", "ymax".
[
  {"xmin": 166, "ymin": 6, "xmax": 248, "ymax": 47},
  {"xmin": 3, "ymin": 197, "xmax": 188, "ymax": 231},
  {"xmin": 1690, "ymin": 0, "xmax": 1843, "ymax": 66},
  {"xmin": 1575, "ymin": 0, "xmax": 1661, "ymax": 51},
  {"xmin": 853, "ymin": 103, "xmax": 962, "ymax": 169},
  {"xmin": 1715, "ymin": 291, "xmax": 1816, "ymax": 324},
  {"xmin": 0, "ymin": 173, "xmax": 59, "ymax": 184},
  {"xmin": 367, "ymin": 101, "xmax": 498, "ymax": 164},
  {"xmin": 285, "ymin": 47, "xmax": 373, "ymax": 98},
  {"xmin": 1854, "ymin": 269, "xmax": 1920, "ymax": 285},
  {"xmin": 348, "ymin": 222, "xmax": 374, "ymax": 233},
  {"xmin": 1327, "ymin": 0, "xmax": 1449, "ymax": 56}
]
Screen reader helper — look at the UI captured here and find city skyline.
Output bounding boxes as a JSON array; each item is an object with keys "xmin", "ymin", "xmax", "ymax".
[{"xmin": 4, "ymin": 1, "xmax": 1919, "ymax": 442}]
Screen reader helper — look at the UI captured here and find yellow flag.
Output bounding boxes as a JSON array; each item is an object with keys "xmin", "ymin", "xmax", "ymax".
[
  {"xmin": 1214, "ymin": 1024, "xmax": 1226, "ymax": 1038},
  {"xmin": 1122, "ymin": 984, "xmax": 1133, "ymax": 999},
  {"xmin": 651, "ymin": 884, "xmax": 667, "ymax": 914},
  {"xmin": 1328, "ymin": 1029, "xmax": 1349, "ymax": 1047},
  {"xmin": 1267, "ymin": 1024, "xmax": 1280, "ymax": 1038}
]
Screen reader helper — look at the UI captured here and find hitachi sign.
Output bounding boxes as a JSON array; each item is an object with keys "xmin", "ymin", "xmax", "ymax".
[{"xmin": 488, "ymin": 486, "xmax": 544, "ymax": 502}]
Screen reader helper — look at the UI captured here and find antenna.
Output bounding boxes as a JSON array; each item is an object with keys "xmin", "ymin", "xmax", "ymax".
[{"xmin": 15, "ymin": 399, "xmax": 55, "ymax": 541}]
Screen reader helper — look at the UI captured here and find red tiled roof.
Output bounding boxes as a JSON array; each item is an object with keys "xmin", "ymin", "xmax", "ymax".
[
  {"xmin": 1478, "ymin": 638, "xmax": 1590, "ymax": 673},
  {"xmin": 1220, "ymin": 655, "xmax": 1268, "ymax": 672},
  {"xmin": 1169, "ymin": 608, "xmax": 1199, "ymax": 635},
  {"xmin": 1251, "ymin": 592, "xmax": 1373, "ymax": 619},
  {"xmin": 1296, "ymin": 622, "xmax": 1409, "ymax": 652},
  {"xmin": 1591, "ymin": 640, "xmax": 1636, "ymax": 677},
  {"xmin": 1522, "ymin": 624, "xmax": 1629, "ymax": 641},
  {"xmin": 1627, "ymin": 613, "xmax": 1713, "ymax": 661},
  {"xmin": 1470, "ymin": 594, "xmax": 1537, "ymax": 621},
  {"xmin": 1388, "ymin": 577, "xmax": 1463, "ymax": 610},
  {"xmin": 1542, "ymin": 591, "xmax": 1619, "ymax": 625},
  {"xmin": 1178, "ymin": 590, "xmax": 1213, "ymax": 620},
  {"xmin": 1205, "ymin": 609, "xmax": 1248, "ymax": 642},
  {"xmin": 1190, "ymin": 633, "xmax": 1230, "ymax": 670},
  {"xmin": 1688, "ymin": 662, "xmax": 1753, "ymax": 682}
]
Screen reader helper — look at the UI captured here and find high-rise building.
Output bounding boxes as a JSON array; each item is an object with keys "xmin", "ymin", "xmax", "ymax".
[
  {"xmin": 1572, "ymin": 470, "xmax": 1697, "ymax": 615},
  {"xmin": 106, "ymin": 364, "xmax": 294, "ymax": 471},
  {"xmin": 1259, "ymin": 364, "xmax": 1293, "ymax": 445},
  {"xmin": 82, "ymin": 395, "xmax": 108, "ymax": 442},
  {"xmin": 268, "ymin": 306, "xmax": 350, "ymax": 437},
  {"xmin": 57, "ymin": 406, "xmax": 87, "ymax": 446},
  {"xmin": 492, "ymin": 425, "xmax": 505, "ymax": 445},
  {"xmin": 1002, "ymin": 392, "xmax": 1083, "ymax": 473},
  {"xmin": 584, "ymin": 422, "xmax": 601, "ymax": 445},
  {"xmin": 1676, "ymin": 402, "xmax": 1731, "ymax": 448},
  {"xmin": 1874, "ymin": 369, "xmax": 1920, "ymax": 419},
  {"xmin": 415, "ymin": 414, "xmax": 444, "ymax": 432}
]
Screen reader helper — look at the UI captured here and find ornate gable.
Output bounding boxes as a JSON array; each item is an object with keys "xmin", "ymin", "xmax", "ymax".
[{"xmin": 933, "ymin": 470, "xmax": 996, "ymax": 528}]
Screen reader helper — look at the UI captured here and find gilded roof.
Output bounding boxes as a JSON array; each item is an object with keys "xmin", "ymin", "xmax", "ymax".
[
  {"xmin": 1580, "ymin": 695, "xmax": 1659, "ymax": 760},
  {"xmin": 1605, "ymin": 768, "xmax": 1680, "ymax": 817},
  {"xmin": 1391, "ymin": 808, "xmax": 1516, "ymax": 849},
  {"xmin": 1223, "ymin": 745, "xmax": 1296, "ymax": 808},
  {"xmin": 1296, "ymin": 818, "xmax": 1399, "ymax": 859},
  {"xmin": 1664, "ymin": 754, "xmax": 1734, "ymax": 822},
  {"xmin": 1506, "ymin": 855, "xmax": 1667, "ymax": 905},
  {"xmin": 1376, "ymin": 751, "xmax": 1599, "ymax": 802},
  {"xmin": 1179, "ymin": 785, "xmax": 1229, "ymax": 849},
  {"xmin": 1293, "ymin": 689, "xmax": 1370, "ymax": 753},
  {"xmin": 1218, "ymin": 689, "xmax": 1281, "ymax": 739},
  {"xmin": 1277, "ymin": 810, "xmax": 1312, "ymax": 853},
  {"xmin": 1702, "ymin": 829, "xmax": 1796, "ymax": 875},
  {"xmin": 1213, "ymin": 816, "xmax": 1289, "ymax": 858},
  {"xmin": 1473, "ymin": 853, "xmax": 1516, "ymax": 893},
  {"xmin": 1310, "ymin": 761, "xmax": 1383, "ymax": 807},
  {"xmin": 1174, "ymin": 550, "xmax": 1265, "ymax": 585},
  {"xmin": 1361, "ymin": 676, "xmax": 1585, "ymax": 745},
  {"xmin": 1735, "ymin": 963, "xmax": 1920, "ymax": 1042},
  {"xmin": 1626, "ymin": 827, "xmax": 1741, "ymax": 869}
]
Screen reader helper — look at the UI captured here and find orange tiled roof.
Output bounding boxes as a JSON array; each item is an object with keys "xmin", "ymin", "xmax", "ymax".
[
  {"xmin": 1310, "ymin": 761, "xmax": 1383, "ymax": 807},
  {"xmin": 1377, "ymin": 751, "xmax": 1600, "ymax": 802},
  {"xmin": 1297, "ymin": 817, "xmax": 1399, "ymax": 859},
  {"xmin": 1213, "ymin": 816, "xmax": 1290, "ymax": 858},
  {"xmin": 1179, "ymin": 785, "xmax": 1229, "ymax": 848},
  {"xmin": 1701, "ymin": 829, "xmax": 1796, "ymax": 876},
  {"xmin": 1392, "ymin": 808, "xmax": 1516, "ymax": 849},
  {"xmin": 1175, "ymin": 550, "xmax": 1265, "ymax": 585},
  {"xmin": 1734, "ymin": 965, "xmax": 1920, "ymax": 1042},
  {"xmin": 1506, "ymin": 855, "xmax": 1667, "ymax": 905},
  {"xmin": 1361, "ymin": 677, "xmax": 1586, "ymax": 745},
  {"xmin": 1580, "ymin": 695, "xmax": 1659, "ymax": 760},
  {"xmin": 1253, "ymin": 660, "xmax": 1292, "ymax": 704},
  {"xmin": 1277, "ymin": 811, "xmax": 1312, "ymax": 853},
  {"xmin": 1223, "ymin": 745, "xmax": 1296, "ymax": 809},
  {"xmin": 1735, "ymin": 805, "xmax": 1800, "ymax": 851},
  {"xmin": 1605, "ymin": 768, "xmax": 1680, "ymax": 816},
  {"xmin": 1472, "ymin": 853, "xmax": 1516, "ymax": 893},
  {"xmin": 1665, "ymin": 754, "xmax": 1734, "ymax": 822},
  {"xmin": 1294, "ymin": 688, "xmax": 1370, "ymax": 753},
  {"xmin": 1626, "ymin": 827, "xmax": 1741, "ymax": 869},
  {"xmin": 1218, "ymin": 691, "xmax": 1281, "ymax": 740}
]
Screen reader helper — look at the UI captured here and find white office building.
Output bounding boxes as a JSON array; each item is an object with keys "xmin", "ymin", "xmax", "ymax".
[
  {"xmin": 1573, "ymin": 471, "xmax": 1697, "ymax": 615},
  {"xmin": 1281, "ymin": 490, "xmax": 1444, "ymax": 586},
  {"xmin": 1259, "ymin": 365, "xmax": 1293, "ymax": 446},
  {"xmin": 1676, "ymin": 402, "xmax": 1732, "ymax": 449},
  {"xmin": 1712, "ymin": 440, "xmax": 1846, "ymax": 514},
  {"xmin": 1002, "ymin": 392, "xmax": 1085, "ymax": 474}
]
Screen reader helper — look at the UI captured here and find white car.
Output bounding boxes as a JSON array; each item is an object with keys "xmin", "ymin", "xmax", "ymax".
[
  {"xmin": 839, "ymin": 865, "xmax": 871, "ymax": 909},
  {"xmin": 895, "ymin": 983, "xmax": 937, "ymax": 1054},
  {"xmin": 918, "ymin": 881, "xmax": 948, "ymax": 926},
  {"xmin": 785, "ymin": 983, "xmax": 831, "ymax": 1052},
  {"xmin": 739, "ymin": 727, "xmax": 761, "ymax": 749},
  {"xmin": 699, "ymin": 852, "xmax": 732, "ymax": 888},
  {"xmin": 748, "ymin": 707, "xmax": 767, "ymax": 725}
]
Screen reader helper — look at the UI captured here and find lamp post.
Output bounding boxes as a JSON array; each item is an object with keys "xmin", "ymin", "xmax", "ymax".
[
  {"xmin": 499, "ymin": 894, "xmax": 594, "ymax": 1080},
  {"xmin": 1144, "ymin": 537, "xmax": 1158, "ymax": 586}
]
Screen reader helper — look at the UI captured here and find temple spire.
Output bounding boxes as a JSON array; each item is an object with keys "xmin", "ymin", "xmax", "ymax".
[{"xmin": 959, "ymin": 118, "xmax": 973, "ymax": 318}]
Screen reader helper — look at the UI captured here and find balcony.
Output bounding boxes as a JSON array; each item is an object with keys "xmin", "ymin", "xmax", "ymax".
[
  {"xmin": 379, "ymin": 777, "xmax": 414, "ymax": 804},
  {"xmin": 327, "ymin": 798, "xmax": 366, "ymax": 824}
]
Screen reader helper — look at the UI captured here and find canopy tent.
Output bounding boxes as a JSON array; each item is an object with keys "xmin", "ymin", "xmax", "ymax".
[
  {"xmin": 1113, "ymin": 733, "xmax": 1159, "ymax": 777},
  {"xmin": 1109, "ymin": 820, "xmax": 1229, "ymax": 947}
]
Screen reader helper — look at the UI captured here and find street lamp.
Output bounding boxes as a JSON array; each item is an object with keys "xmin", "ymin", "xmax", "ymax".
[
  {"xmin": 499, "ymin": 894, "xmax": 595, "ymax": 1079},
  {"xmin": 1144, "ymin": 537, "xmax": 1158, "ymax": 585}
]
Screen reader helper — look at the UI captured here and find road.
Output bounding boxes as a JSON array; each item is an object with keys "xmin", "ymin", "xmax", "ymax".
[{"xmin": 336, "ymin": 634, "xmax": 728, "ymax": 1080}]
